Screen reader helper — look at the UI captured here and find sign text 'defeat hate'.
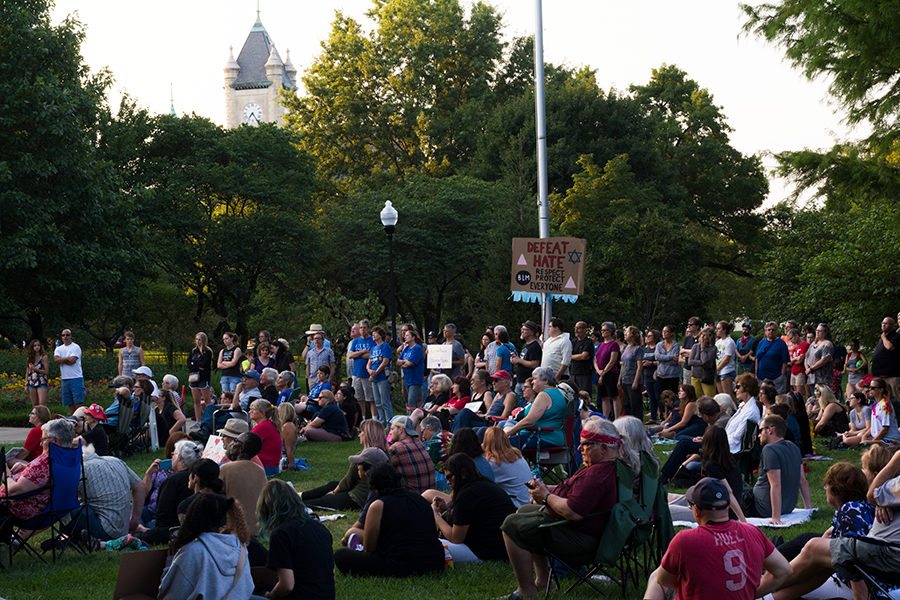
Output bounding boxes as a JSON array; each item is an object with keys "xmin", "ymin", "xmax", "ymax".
[{"xmin": 510, "ymin": 237, "xmax": 586, "ymax": 296}]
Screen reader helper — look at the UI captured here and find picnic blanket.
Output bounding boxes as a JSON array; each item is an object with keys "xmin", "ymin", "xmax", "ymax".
[{"xmin": 673, "ymin": 507, "xmax": 818, "ymax": 529}]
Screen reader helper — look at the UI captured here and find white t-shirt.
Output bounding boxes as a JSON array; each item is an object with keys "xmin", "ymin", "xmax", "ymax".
[
  {"xmin": 715, "ymin": 337, "xmax": 737, "ymax": 376},
  {"xmin": 54, "ymin": 342, "xmax": 83, "ymax": 380}
]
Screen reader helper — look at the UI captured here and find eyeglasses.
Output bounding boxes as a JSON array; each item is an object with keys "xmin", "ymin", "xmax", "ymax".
[
  {"xmin": 734, "ymin": 384, "xmax": 741, "ymax": 390},
  {"xmin": 61, "ymin": 333, "xmax": 71, "ymax": 337},
  {"xmin": 40, "ymin": 437, "xmax": 52, "ymax": 443}
]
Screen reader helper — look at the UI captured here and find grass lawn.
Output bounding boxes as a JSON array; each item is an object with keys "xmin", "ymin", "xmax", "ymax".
[{"xmin": 0, "ymin": 433, "xmax": 857, "ymax": 600}]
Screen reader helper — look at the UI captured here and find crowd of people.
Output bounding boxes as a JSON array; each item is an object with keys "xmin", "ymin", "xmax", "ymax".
[{"xmin": 4, "ymin": 313, "xmax": 900, "ymax": 598}]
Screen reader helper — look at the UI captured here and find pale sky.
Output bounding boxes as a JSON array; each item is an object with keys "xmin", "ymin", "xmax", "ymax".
[{"xmin": 51, "ymin": 0, "xmax": 862, "ymax": 207}]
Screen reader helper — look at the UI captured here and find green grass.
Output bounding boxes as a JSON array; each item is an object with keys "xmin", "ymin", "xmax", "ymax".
[{"xmin": 0, "ymin": 436, "xmax": 857, "ymax": 599}]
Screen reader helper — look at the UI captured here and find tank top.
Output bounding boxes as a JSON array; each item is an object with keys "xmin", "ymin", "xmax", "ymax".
[
  {"xmin": 27, "ymin": 357, "xmax": 48, "ymax": 387},
  {"xmin": 221, "ymin": 346, "xmax": 241, "ymax": 377},
  {"xmin": 120, "ymin": 346, "xmax": 141, "ymax": 379}
]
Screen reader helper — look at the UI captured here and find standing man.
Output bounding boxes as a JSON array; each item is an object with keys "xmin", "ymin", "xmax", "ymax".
[
  {"xmin": 511, "ymin": 321, "xmax": 542, "ymax": 397},
  {"xmin": 439, "ymin": 324, "xmax": 466, "ymax": 380},
  {"xmin": 346, "ymin": 323, "xmax": 360, "ymax": 383},
  {"xmin": 540, "ymin": 317, "xmax": 571, "ymax": 382},
  {"xmin": 570, "ymin": 321, "xmax": 594, "ymax": 399},
  {"xmin": 348, "ymin": 320, "xmax": 375, "ymax": 420},
  {"xmin": 741, "ymin": 415, "xmax": 812, "ymax": 524},
  {"xmin": 484, "ymin": 326, "xmax": 498, "ymax": 375},
  {"xmin": 54, "ymin": 329, "xmax": 85, "ymax": 415},
  {"xmin": 258, "ymin": 330, "xmax": 271, "ymax": 345},
  {"xmin": 872, "ymin": 317, "xmax": 900, "ymax": 393},
  {"xmin": 306, "ymin": 331, "xmax": 336, "ymax": 391},
  {"xmin": 754, "ymin": 321, "xmax": 790, "ymax": 394},
  {"xmin": 645, "ymin": 478, "xmax": 792, "ymax": 600},
  {"xmin": 679, "ymin": 317, "xmax": 702, "ymax": 383},
  {"xmin": 735, "ymin": 321, "xmax": 756, "ymax": 376}
]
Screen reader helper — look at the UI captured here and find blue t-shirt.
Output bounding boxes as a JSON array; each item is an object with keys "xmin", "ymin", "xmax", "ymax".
[
  {"xmin": 276, "ymin": 389, "xmax": 292, "ymax": 406},
  {"xmin": 350, "ymin": 336, "xmax": 374, "ymax": 378},
  {"xmin": 309, "ymin": 380, "xmax": 332, "ymax": 400},
  {"xmin": 317, "ymin": 403, "xmax": 348, "ymax": 435},
  {"xmin": 369, "ymin": 342, "xmax": 391, "ymax": 383},
  {"xmin": 496, "ymin": 343, "xmax": 514, "ymax": 373},
  {"xmin": 400, "ymin": 344, "xmax": 425, "ymax": 386},
  {"xmin": 755, "ymin": 338, "xmax": 790, "ymax": 380}
]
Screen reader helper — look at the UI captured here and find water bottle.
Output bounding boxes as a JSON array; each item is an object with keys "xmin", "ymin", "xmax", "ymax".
[{"xmin": 280, "ymin": 455, "xmax": 288, "ymax": 472}]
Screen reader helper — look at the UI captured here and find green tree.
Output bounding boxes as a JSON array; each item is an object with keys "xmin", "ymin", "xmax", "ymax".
[
  {"xmin": 133, "ymin": 116, "xmax": 317, "ymax": 346},
  {"xmin": 0, "ymin": 0, "xmax": 144, "ymax": 342},
  {"xmin": 281, "ymin": 0, "xmax": 505, "ymax": 191},
  {"xmin": 741, "ymin": 0, "xmax": 900, "ymax": 148}
]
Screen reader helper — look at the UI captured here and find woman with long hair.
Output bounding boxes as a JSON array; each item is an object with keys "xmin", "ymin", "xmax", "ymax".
[
  {"xmin": 252, "ymin": 341, "xmax": 276, "ymax": 372},
  {"xmin": 714, "ymin": 320, "xmax": 737, "ymax": 400},
  {"xmin": 617, "ymin": 326, "xmax": 645, "ymax": 420},
  {"xmin": 188, "ymin": 332, "xmax": 213, "ymax": 423},
  {"xmin": 840, "ymin": 391, "xmax": 872, "ymax": 448},
  {"xmin": 688, "ymin": 327, "xmax": 717, "ymax": 398},
  {"xmin": 256, "ymin": 479, "xmax": 336, "ymax": 600},
  {"xmin": 642, "ymin": 329, "xmax": 662, "ymax": 422},
  {"xmin": 843, "ymin": 339, "xmax": 868, "ymax": 400},
  {"xmin": 249, "ymin": 399, "xmax": 283, "ymax": 474},
  {"xmin": 176, "ymin": 458, "xmax": 225, "ymax": 518},
  {"xmin": 614, "ymin": 415, "xmax": 656, "ymax": 478},
  {"xmin": 158, "ymin": 494, "xmax": 252, "ymax": 600},
  {"xmin": 653, "ymin": 325, "xmax": 681, "ymax": 396},
  {"xmin": 594, "ymin": 322, "xmax": 621, "ymax": 420},
  {"xmin": 658, "ymin": 384, "xmax": 704, "ymax": 440},
  {"xmin": 278, "ymin": 403, "xmax": 298, "ymax": 469},
  {"xmin": 473, "ymin": 332, "xmax": 494, "ymax": 372},
  {"xmin": 429, "ymin": 453, "xmax": 515, "ymax": 564},
  {"xmin": 217, "ymin": 331, "xmax": 242, "ymax": 393},
  {"xmin": 813, "ymin": 384, "xmax": 850, "ymax": 440},
  {"xmin": 337, "ymin": 383, "xmax": 362, "ymax": 434},
  {"xmin": 154, "ymin": 389, "xmax": 186, "ymax": 448},
  {"xmin": 481, "ymin": 427, "xmax": 532, "ymax": 507},
  {"xmin": 25, "ymin": 339, "xmax": 49, "ymax": 407},
  {"xmin": 866, "ymin": 378, "xmax": 900, "ymax": 444}
]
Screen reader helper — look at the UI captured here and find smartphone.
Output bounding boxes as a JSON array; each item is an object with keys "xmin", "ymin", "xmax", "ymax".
[
  {"xmin": 158, "ymin": 459, "xmax": 172, "ymax": 470},
  {"xmin": 525, "ymin": 480, "xmax": 536, "ymax": 490}
]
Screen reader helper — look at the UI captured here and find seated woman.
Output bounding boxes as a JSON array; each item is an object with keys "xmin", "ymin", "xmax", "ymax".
[
  {"xmin": 413, "ymin": 376, "xmax": 471, "ymax": 431},
  {"xmin": 298, "ymin": 390, "xmax": 349, "ymax": 443},
  {"xmin": 295, "ymin": 365, "xmax": 333, "ymax": 417},
  {"xmin": 657, "ymin": 385, "xmax": 704, "ymax": 440},
  {"xmin": 141, "ymin": 432, "xmax": 189, "ymax": 525},
  {"xmin": 500, "ymin": 418, "xmax": 627, "ymax": 599},
  {"xmin": 714, "ymin": 392, "xmax": 737, "ymax": 418},
  {"xmin": 274, "ymin": 370, "xmax": 295, "ymax": 406},
  {"xmin": 866, "ymin": 378, "xmax": 900, "ymax": 445},
  {"xmin": 133, "ymin": 439, "xmax": 203, "ymax": 546},
  {"xmin": 278, "ymin": 403, "xmax": 299, "ymax": 470},
  {"xmin": 175, "ymin": 458, "xmax": 225, "ymax": 520},
  {"xmin": 337, "ymin": 383, "xmax": 362, "ymax": 436},
  {"xmin": 614, "ymin": 416, "xmax": 657, "ymax": 494},
  {"xmin": 447, "ymin": 427, "xmax": 495, "ymax": 480},
  {"xmin": 758, "ymin": 461, "xmax": 876, "ymax": 600},
  {"xmin": 8, "ymin": 406, "xmax": 51, "ymax": 469},
  {"xmin": 785, "ymin": 390, "xmax": 814, "ymax": 456},
  {"xmin": 254, "ymin": 480, "xmax": 336, "ymax": 600},
  {"xmin": 482, "ymin": 427, "xmax": 532, "ymax": 507},
  {"xmin": 249, "ymin": 399, "xmax": 283, "ymax": 474},
  {"xmin": 415, "ymin": 374, "xmax": 452, "ymax": 417},
  {"xmin": 452, "ymin": 370, "xmax": 518, "ymax": 434},
  {"xmin": 158, "ymin": 494, "xmax": 253, "ymax": 600},
  {"xmin": 154, "ymin": 389, "xmax": 186, "ymax": 448},
  {"xmin": 333, "ymin": 463, "xmax": 444, "ymax": 577},
  {"xmin": 302, "ymin": 420, "xmax": 390, "ymax": 510},
  {"xmin": 668, "ymin": 425, "xmax": 745, "ymax": 523},
  {"xmin": 503, "ymin": 367, "xmax": 567, "ymax": 449},
  {"xmin": 840, "ymin": 391, "xmax": 872, "ymax": 448},
  {"xmin": 813, "ymin": 384, "xmax": 850, "ymax": 441},
  {"xmin": 429, "ymin": 454, "xmax": 515, "ymax": 563},
  {"xmin": 648, "ymin": 389, "xmax": 677, "ymax": 431}
]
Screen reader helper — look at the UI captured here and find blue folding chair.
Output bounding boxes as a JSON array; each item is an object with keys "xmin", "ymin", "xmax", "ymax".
[{"xmin": 5, "ymin": 441, "xmax": 88, "ymax": 564}]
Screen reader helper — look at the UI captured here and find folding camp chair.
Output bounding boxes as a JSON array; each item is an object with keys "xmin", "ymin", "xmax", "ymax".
[
  {"xmin": 735, "ymin": 422, "xmax": 761, "ymax": 485},
  {"xmin": 843, "ymin": 537, "xmax": 900, "ymax": 599},
  {"xmin": 522, "ymin": 391, "xmax": 579, "ymax": 483},
  {"xmin": 541, "ymin": 460, "xmax": 650, "ymax": 597},
  {"xmin": 104, "ymin": 393, "xmax": 136, "ymax": 457},
  {"xmin": 2, "ymin": 441, "xmax": 89, "ymax": 564}
]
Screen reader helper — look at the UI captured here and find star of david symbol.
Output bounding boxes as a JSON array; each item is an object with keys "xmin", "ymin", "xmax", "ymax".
[{"xmin": 567, "ymin": 249, "xmax": 582, "ymax": 265}]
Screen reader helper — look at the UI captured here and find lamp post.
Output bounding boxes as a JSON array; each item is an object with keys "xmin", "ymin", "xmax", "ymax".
[{"xmin": 380, "ymin": 201, "xmax": 399, "ymax": 346}]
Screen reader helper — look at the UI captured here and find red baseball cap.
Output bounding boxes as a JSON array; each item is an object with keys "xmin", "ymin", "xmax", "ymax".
[{"xmin": 490, "ymin": 370, "xmax": 512, "ymax": 381}]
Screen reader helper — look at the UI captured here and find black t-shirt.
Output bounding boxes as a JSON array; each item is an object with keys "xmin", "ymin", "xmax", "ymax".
[
  {"xmin": 267, "ymin": 518, "xmax": 335, "ymax": 600},
  {"xmin": 450, "ymin": 477, "xmax": 516, "ymax": 561},
  {"xmin": 682, "ymin": 334, "xmax": 697, "ymax": 352},
  {"xmin": 275, "ymin": 351, "xmax": 296, "ymax": 374},
  {"xmin": 515, "ymin": 341, "xmax": 542, "ymax": 383},
  {"xmin": 82, "ymin": 424, "xmax": 108, "ymax": 456},
  {"xmin": 341, "ymin": 399, "xmax": 361, "ymax": 430},
  {"xmin": 570, "ymin": 337, "xmax": 594, "ymax": 377},
  {"xmin": 872, "ymin": 331, "xmax": 900, "ymax": 378},
  {"xmin": 261, "ymin": 384, "xmax": 278, "ymax": 405},
  {"xmin": 156, "ymin": 403, "xmax": 179, "ymax": 447},
  {"xmin": 703, "ymin": 461, "xmax": 742, "ymax": 518},
  {"xmin": 377, "ymin": 489, "xmax": 444, "ymax": 574}
]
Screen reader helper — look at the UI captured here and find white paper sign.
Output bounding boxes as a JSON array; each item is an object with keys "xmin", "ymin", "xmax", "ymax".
[
  {"xmin": 427, "ymin": 344, "xmax": 453, "ymax": 369},
  {"xmin": 201, "ymin": 435, "xmax": 228, "ymax": 463}
]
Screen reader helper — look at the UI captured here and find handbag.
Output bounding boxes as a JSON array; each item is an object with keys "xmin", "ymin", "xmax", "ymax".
[{"xmin": 188, "ymin": 372, "xmax": 200, "ymax": 383}]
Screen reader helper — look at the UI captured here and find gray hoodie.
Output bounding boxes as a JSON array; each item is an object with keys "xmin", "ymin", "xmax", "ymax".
[{"xmin": 158, "ymin": 532, "xmax": 252, "ymax": 600}]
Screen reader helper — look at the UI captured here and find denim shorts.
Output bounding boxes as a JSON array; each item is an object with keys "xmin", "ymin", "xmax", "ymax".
[
  {"xmin": 27, "ymin": 384, "xmax": 48, "ymax": 390},
  {"xmin": 61, "ymin": 377, "xmax": 86, "ymax": 406},
  {"xmin": 220, "ymin": 375, "xmax": 242, "ymax": 392}
]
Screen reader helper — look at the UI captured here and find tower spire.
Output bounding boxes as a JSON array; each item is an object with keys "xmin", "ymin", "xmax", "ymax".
[
  {"xmin": 256, "ymin": 0, "xmax": 260, "ymax": 22},
  {"xmin": 169, "ymin": 83, "xmax": 176, "ymax": 116}
]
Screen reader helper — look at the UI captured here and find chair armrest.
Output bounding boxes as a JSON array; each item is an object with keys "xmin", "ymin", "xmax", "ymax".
[
  {"xmin": 524, "ymin": 427, "xmax": 556, "ymax": 432},
  {"xmin": 537, "ymin": 509, "xmax": 611, "ymax": 530}
]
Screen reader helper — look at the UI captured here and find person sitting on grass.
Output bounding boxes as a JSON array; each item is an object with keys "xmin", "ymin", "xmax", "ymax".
[
  {"xmin": 294, "ymin": 365, "xmax": 333, "ymax": 417},
  {"xmin": 333, "ymin": 462, "xmax": 444, "ymax": 577},
  {"xmin": 249, "ymin": 399, "xmax": 283, "ymax": 475},
  {"xmin": 141, "ymin": 432, "xmax": 189, "ymax": 526},
  {"xmin": 428, "ymin": 453, "xmax": 515, "ymax": 564},
  {"xmin": 420, "ymin": 415, "xmax": 452, "ymax": 471},
  {"xmin": 298, "ymin": 390, "xmax": 349, "ymax": 443},
  {"xmin": 220, "ymin": 432, "xmax": 268, "ymax": 537},
  {"xmin": 133, "ymin": 440, "xmax": 203, "ymax": 546},
  {"xmin": 482, "ymin": 426, "xmax": 532, "ymax": 508},
  {"xmin": 158, "ymin": 494, "xmax": 253, "ymax": 600},
  {"xmin": 252, "ymin": 479, "xmax": 336, "ymax": 600},
  {"xmin": 278, "ymin": 403, "xmax": 298, "ymax": 470}
]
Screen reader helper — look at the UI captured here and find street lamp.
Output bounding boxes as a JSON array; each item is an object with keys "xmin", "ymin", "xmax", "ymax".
[{"xmin": 380, "ymin": 201, "xmax": 399, "ymax": 345}]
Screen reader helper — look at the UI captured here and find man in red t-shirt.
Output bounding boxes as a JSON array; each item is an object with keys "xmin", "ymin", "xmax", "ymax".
[
  {"xmin": 645, "ymin": 478, "xmax": 792, "ymax": 600},
  {"xmin": 787, "ymin": 329, "xmax": 809, "ymax": 395}
]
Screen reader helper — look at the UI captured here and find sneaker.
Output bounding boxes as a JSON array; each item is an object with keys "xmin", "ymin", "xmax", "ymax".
[
  {"xmin": 189, "ymin": 423, "xmax": 201, "ymax": 431},
  {"xmin": 189, "ymin": 430, "xmax": 209, "ymax": 443},
  {"xmin": 348, "ymin": 533, "xmax": 363, "ymax": 552},
  {"xmin": 80, "ymin": 529, "xmax": 100, "ymax": 553}
]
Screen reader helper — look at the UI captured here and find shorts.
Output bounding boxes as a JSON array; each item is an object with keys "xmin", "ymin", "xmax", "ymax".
[
  {"xmin": 61, "ymin": 377, "xmax": 86, "ymax": 406},
  {"xmin": 791, "ymin": 373, "xmax": 808, "ymax": 386},
  {"xmin": 500, "ymin": 504, "xmax": 598, "ymax": 557},
  {"xmin": 189, "ymin": 379, "xmax": 210, "ymax": 390},
  {"xmin": 830, "ymin": 536, "xmax": 900, "ymax": 583},
  {"xmin": 717, "ymin": 372, "xmax": 735, "ymax": 382},
  {"xmin": 353, "ymin": 376, "xmax": 375, "ymax": 404},
  {"xmin": 26, "ymin": 384, "xmax": 48, "ymax": 390},
  {"xmin": 220, "ymin": 375, "xmax": 241, "ymax": 392}
]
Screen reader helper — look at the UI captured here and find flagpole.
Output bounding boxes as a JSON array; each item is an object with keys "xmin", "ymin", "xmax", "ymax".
[{"xmin": 534, "ymin": 0, "xmax": 552, "ymax": 334}]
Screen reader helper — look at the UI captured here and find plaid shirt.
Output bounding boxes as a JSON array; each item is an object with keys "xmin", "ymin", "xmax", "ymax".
[{"xmin": 389, "ymin": 436, "xmax": 435, "ymax": 494}]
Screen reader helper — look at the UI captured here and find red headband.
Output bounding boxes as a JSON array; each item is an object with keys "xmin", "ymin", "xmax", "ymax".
[{"xmin": 581, "ymin": 430, "xmax": 622, "ymax": 446}]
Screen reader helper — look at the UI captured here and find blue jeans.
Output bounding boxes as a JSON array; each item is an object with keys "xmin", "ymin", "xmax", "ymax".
[
  {"xmin": 199, "ymin": 404, "xmax": 241, "ymax": 434},
  {"xmin": 64, "ymin": 506, "xmax": 111, "ymax": 541},
  {"xmin": 61, "ymin": 377, "xmax": 85, "ymax": 406},
  {"xmin": 645, "ymin": 378, "xmax": 661, "ymax": 421},
  {"xmin": 406, "ymin": 385, "xmax": 422, "ymax": 410},
  {"xmin": 373, "ymin": 379, "xmax": 393, "ymax": 425},
  {"xmin": 451, "ymin": 408, "xmax": 489, "ymax": 433},
  {"xmin": 220, "ymin": 375, "xmax": 241, "ymax": 392}
]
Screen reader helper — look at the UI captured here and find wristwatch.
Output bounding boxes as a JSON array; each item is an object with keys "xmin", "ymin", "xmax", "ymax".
[{"xmin": 542, "ymin": 493, "xmax": 551, "ymax": 506}]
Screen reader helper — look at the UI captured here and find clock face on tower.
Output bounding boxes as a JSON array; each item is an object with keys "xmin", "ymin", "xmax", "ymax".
[{"xmin": 242, "ymin": 102, "xmax": 262, "ymax": 124}]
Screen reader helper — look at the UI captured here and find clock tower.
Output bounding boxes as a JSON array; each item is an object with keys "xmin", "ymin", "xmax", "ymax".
[{"xmin": 224, "ymin": 12, "xmax": 297, "ymax": 128}]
